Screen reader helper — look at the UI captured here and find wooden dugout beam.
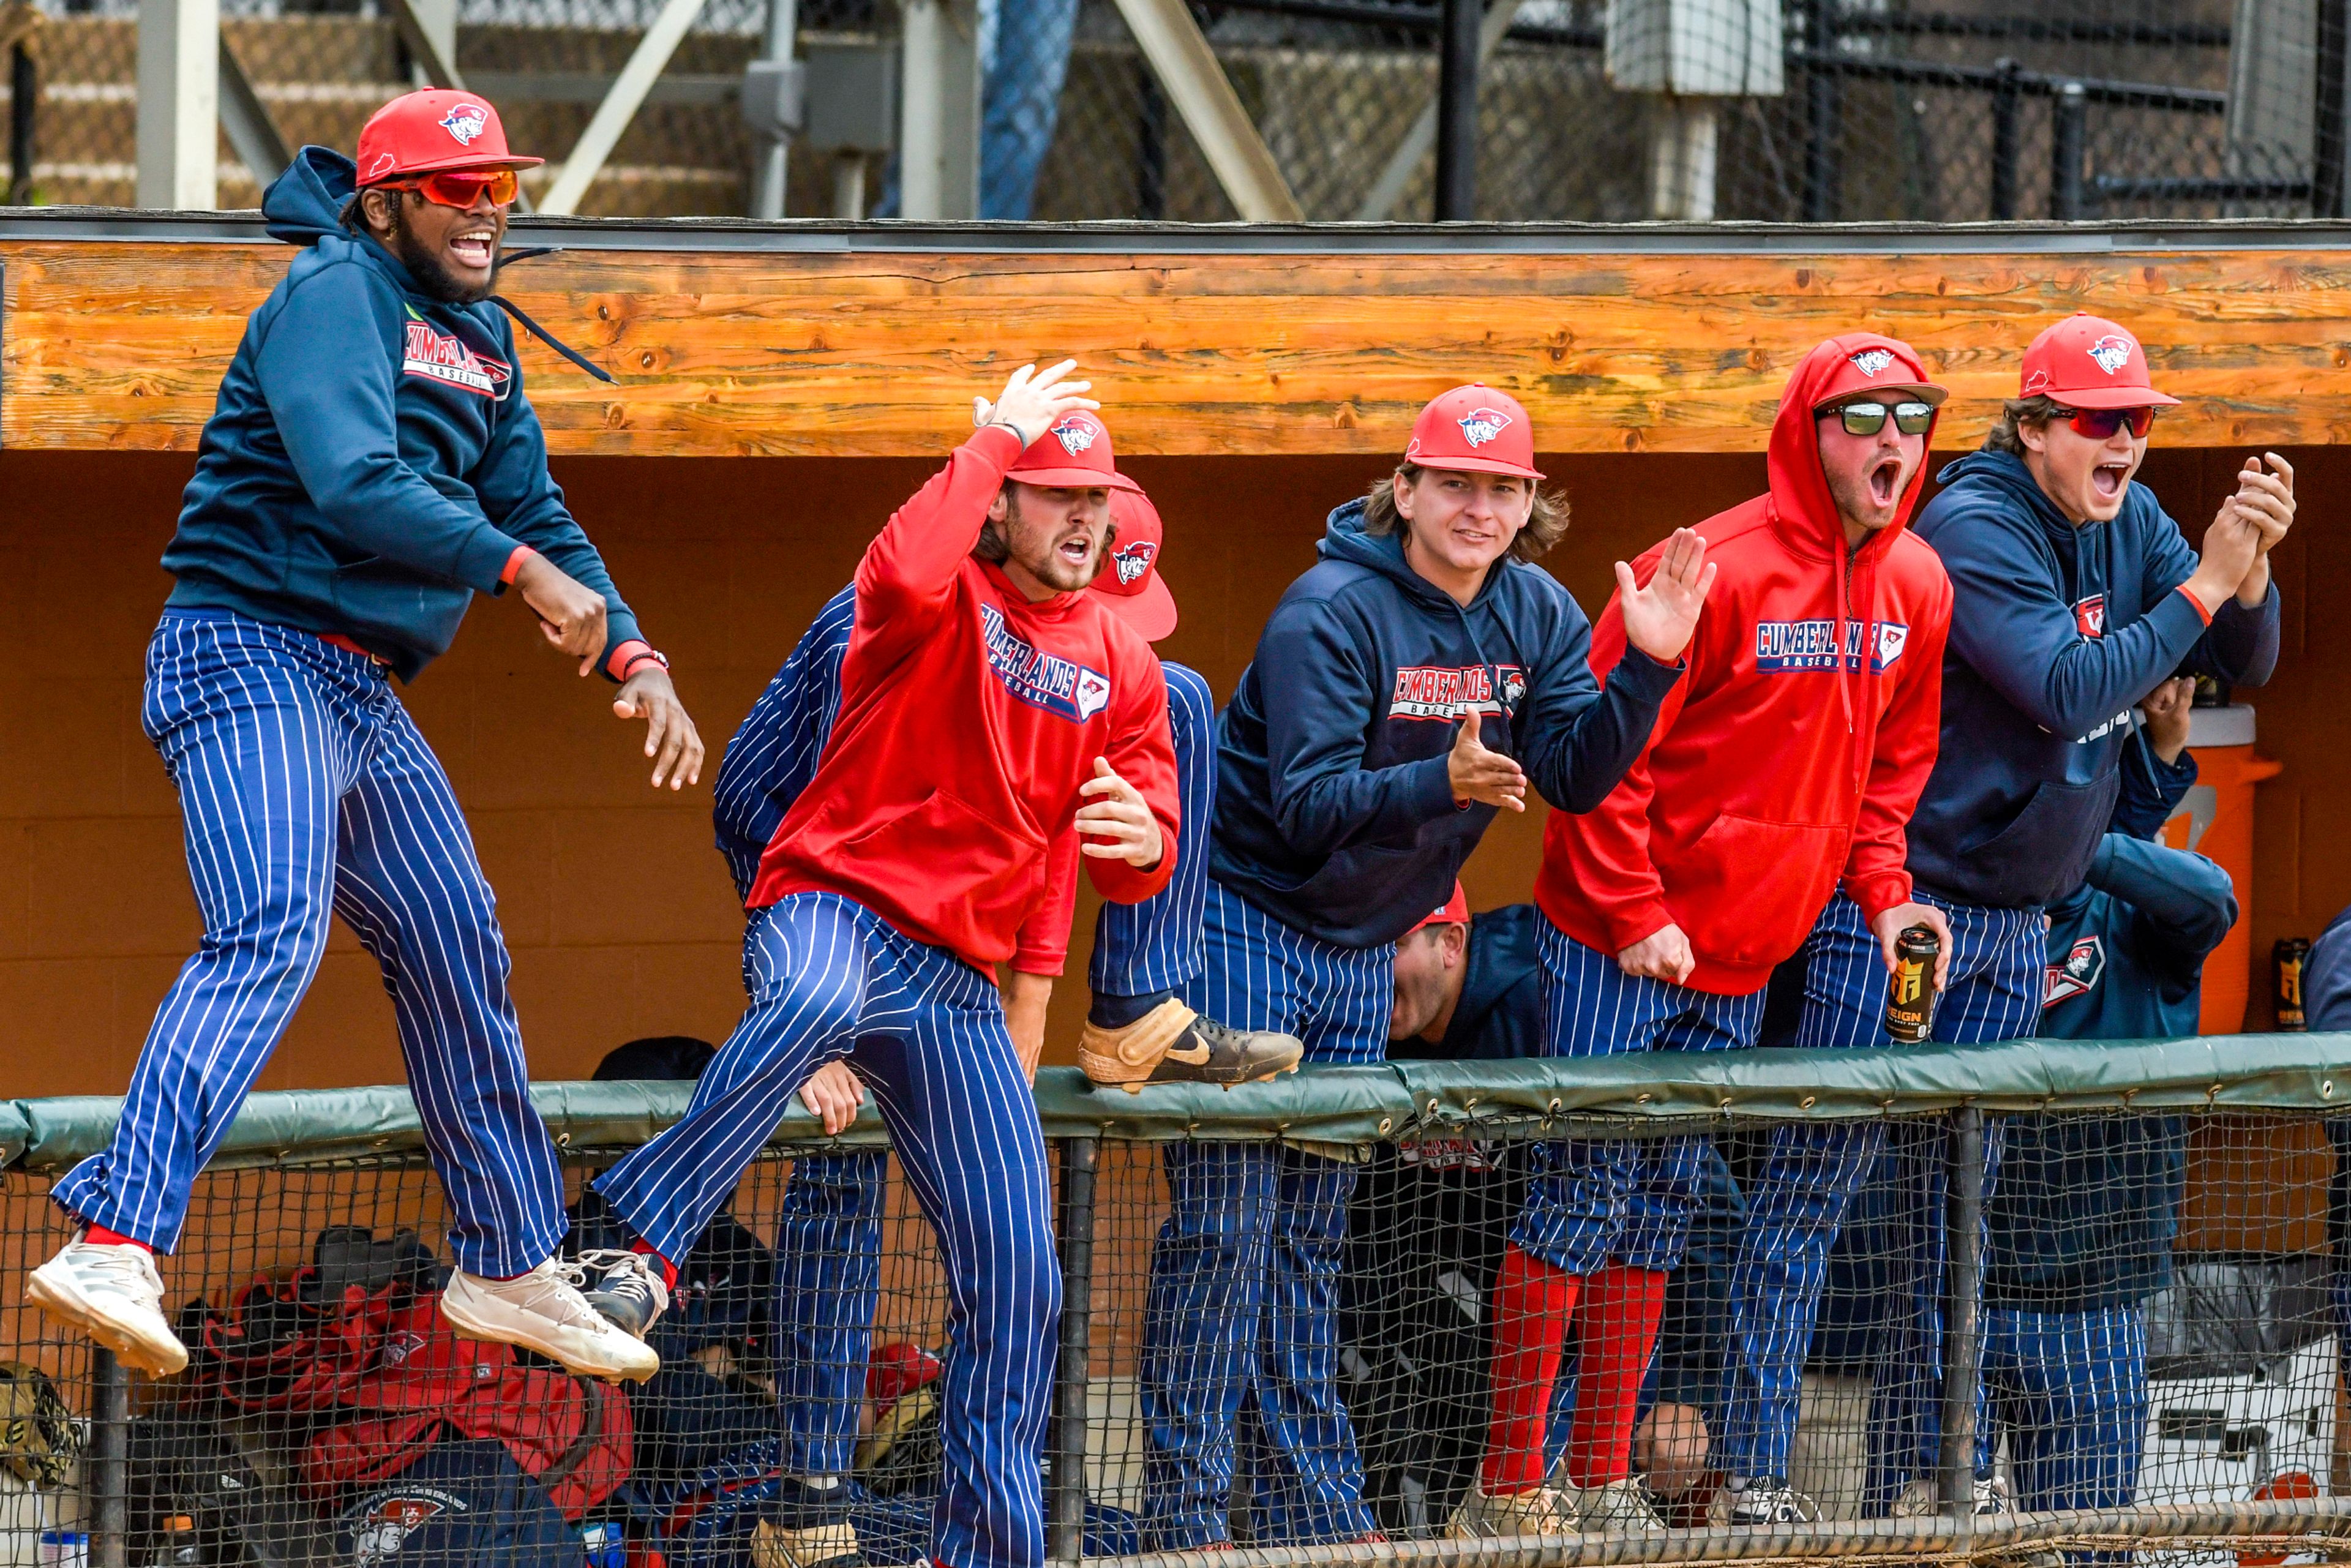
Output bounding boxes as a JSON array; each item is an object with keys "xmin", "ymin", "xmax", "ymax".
[{"xmin": 5, "ymin": 216, "xmax": 2351, "ymax": 457}]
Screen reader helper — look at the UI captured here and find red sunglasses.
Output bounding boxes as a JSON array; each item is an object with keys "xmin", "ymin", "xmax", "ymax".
[
  {"xmin": 380, "ymin": 168, "xmax": 519, "ymax": 209},
  {"xmin": 2058, "ymin": 405, "xmax": 2158, "ymax": 440}
]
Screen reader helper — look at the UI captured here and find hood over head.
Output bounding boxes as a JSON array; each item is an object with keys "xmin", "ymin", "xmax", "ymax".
[{"xmin": 1766, "ymin": 332, "xmax": 1944, "ymax": 563}]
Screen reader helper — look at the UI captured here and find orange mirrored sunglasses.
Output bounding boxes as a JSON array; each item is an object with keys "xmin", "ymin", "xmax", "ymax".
[{"xmin": 382, "ymin": 168, "xmax": 519, "ymax": 208}]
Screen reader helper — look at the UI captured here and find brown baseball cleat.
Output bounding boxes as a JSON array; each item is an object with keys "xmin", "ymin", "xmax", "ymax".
[{"xmin": 1078, "ymin": 998, "xmax": 1303, "ymax": 1093}]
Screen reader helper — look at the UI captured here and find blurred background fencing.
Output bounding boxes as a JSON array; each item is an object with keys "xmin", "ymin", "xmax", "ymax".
[{"xmin": 0, "ymin": 0, "xmax": 2338, "ymax": 222}]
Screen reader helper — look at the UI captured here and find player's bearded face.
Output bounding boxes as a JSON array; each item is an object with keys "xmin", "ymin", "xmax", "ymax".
[
  {"xmin": 1816, "ymin": 413, "xmax": 1926, "ymax": 536},
  {"xmin": 375, "ymin": 188, "xmax": 506, "ymax": 306},
  {"xmin": 1000, "ymin": 484, "xmax": 1114, "ymax": 593}
]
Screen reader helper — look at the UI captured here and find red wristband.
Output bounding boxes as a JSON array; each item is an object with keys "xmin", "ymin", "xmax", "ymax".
[
  {"xmin": 501, "ymin": 545, "xmax": 535, "ymax": 587},
  {"xmin": 606, "ymin": 639, "xmax": 666, "ymax": 680},
  {"xmin": 2173, "ymin": 582, "xmax": 2214, "ymax": 626}
]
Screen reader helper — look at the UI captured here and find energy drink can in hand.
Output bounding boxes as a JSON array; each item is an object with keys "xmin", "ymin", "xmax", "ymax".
[
  {"xmin": 1885, "ymin": 924, "xmax": 1941, "ymax": 1043},
  {"xmin": 2275, "ymin": 937, "xmax": 2310, "ymax": 1030}
]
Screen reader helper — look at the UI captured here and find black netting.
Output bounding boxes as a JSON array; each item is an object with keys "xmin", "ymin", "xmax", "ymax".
[{"xmin": 5, "ymin": 1106, "xmax": 2344, "ymax": 1567}]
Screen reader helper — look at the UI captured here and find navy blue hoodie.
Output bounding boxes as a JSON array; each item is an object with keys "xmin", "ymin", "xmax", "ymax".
[
  {"xmin": 1985, "ymin": 734, "xmax": 2229, "ymax": 1314},
  {"xmin": 1906, "ymin": 449, "xmax": 2277, "ymax": 909},
  {"xmin": 1211, "ymin": 501, "xmax": 1681, "ymax": 948},
  {"xmin": 162, "ymin": 148, "xmax": 644, "ymax": 683},
  {"xmin": 1386, "ymin": 903, "xmax": 1545, "ymax": 1062}
]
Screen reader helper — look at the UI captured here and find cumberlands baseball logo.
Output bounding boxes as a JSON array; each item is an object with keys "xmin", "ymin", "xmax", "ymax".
[
  {"xmin": 1457, "ymin": 407, "xmax": 1512, "ymax": 448},
  {"xmin": 1051, "ymin": 416, "xmax": 1099, "ymax": 456},
  {"xmin": 1753, "ymin": 620, "xmax": 1910, "ymax": 673},
  {"xmin": 2088, "ymin": 335, "xmax": 2134, "ymax": 375},
  {"xmin": 2075, "ymin": 595, "xmax": 2106, "ymax": 637},
  {"xmin": 1849, "ymin": 348, "xmax": 1895, "ymax": 377},
  {"xmin": 2044, "ymin": 934, "xmax": 2107, "ymax": 1007},
  {"xmin": 1389, "ymin": 663, "xmax": 1527, "ymax": 721},
  {"xmin": 1111, "ymin": 540, "xmax": 1157, "ymax": 586},
  {"xmin": 347, "ymin": 1488, "xmax": 467, "ymax": 1568},
  {"xmin": 401, "ymin": 313, "xmax": 510, "ymax": 399},
  {"xmin": 980, "ymin": 604, "xmax": 1112, "ymax": 722},
  {"xmin": 439, "ymin": 103, "xmax": 490, "ymax": 146}
]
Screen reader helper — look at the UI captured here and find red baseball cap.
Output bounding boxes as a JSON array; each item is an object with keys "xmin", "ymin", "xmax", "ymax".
[
  {"xmin": 1003, "ymin": 410, "xmax": 1141, "ymax": 493},
  {"xmin": 2019, "ymin": 313, "xmax": 2181, "ymax": 410},
  {"xmin": 354, "ymin": 89, "xmax": 542, "ymax": 186},
  {"xmin": 1090, "ymin": 487, "xmax": 1179, "ymax": 642},
  {"xmin": 1807, "ymin": 334, "xmax": 1949, "ymax": 411},
  {"xmin": 1403, "ymin": 385, "xmax": 1544, "ymax": 481},
  {"xmin": 1411, "ymin": 882, "xmax": 1470, "ymax": 932}
]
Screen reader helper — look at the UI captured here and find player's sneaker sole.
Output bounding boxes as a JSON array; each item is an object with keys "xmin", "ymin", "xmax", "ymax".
[
  {"xmin": 28, "ymin": 1252, "xmax": 189, "ymax": 1378},
  {"xmin": 440, "ymin": 1265, "xmax": 659, "ymax": 1384}
]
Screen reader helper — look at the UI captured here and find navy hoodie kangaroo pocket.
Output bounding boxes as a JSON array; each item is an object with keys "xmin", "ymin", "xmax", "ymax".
[{"xmin": 1957, "ymin": 773, "xmax": 2119, "ymax": 909}]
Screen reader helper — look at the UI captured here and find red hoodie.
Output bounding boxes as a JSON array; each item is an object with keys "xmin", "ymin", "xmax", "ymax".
[
  {"xmin": 750, "ymin": 426, "xmax": 1180, "ymax": 970},
  {"xmin": 1537, "ymin": 335, "xmax": 1954, "ymax": 995}
]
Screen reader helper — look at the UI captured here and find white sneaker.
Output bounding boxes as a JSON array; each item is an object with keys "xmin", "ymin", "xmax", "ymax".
[
  {"xmin": 1726, "ymin": 1479, "xmax": 1821, "ymax": 1525},
  {"xmin": 440, "ymin": 1260, "xmax": 660, "ymax": 1382},
  {"xmin": 1576, "ymin": 1477, "xmax": 1667, "ymax": 1531},
  {"xmin": 1891, "ymin": 1475, "xmax": 2012, "ymax": 1518},
  {"xmin": 28, "ymin": 1240, "xmax": 189, "ymax": 1376},
  {"xmin": 1447, "ymin": 1479, "xmax": 1581, "ymax": 1539}
]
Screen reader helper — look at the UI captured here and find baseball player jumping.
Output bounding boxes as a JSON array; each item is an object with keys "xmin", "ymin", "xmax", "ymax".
[
  {"xmin": 702, "ymin": 481, "xmax": 1278, "ymax": 1567},
  {"xmin": 1459, "ymin": 336, "xmax": 1955, "ymax": 1537},
  {"xmin": 30, "ymin": 91, "xmax": 700, "ymax": 1383},
  {"xmin": 588, "ymin": 362, "xmax": 1182, "ymax": 1568},
  {"xmin": 1137, "ymin": 385, "xmax": 1713, "ymax": 1550},
  {"xmin": 1804, "ymin": 313, "xmax": 2286, "ymax": 1515}
]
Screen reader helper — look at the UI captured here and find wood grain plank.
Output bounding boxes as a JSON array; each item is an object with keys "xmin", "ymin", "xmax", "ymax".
[{"xmin": 9, "ymin": 240, "xmax": 2351, "ymax": 455}]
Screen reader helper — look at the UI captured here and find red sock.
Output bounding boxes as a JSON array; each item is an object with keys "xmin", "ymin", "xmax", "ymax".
[
  {"xmin": 1479, "ymin": 1245, "xmax": 1580, "ymax": 1495},
  {"xmin": 1562, "ymin": 1263, "xmax": 1670, "ymax": 1488},
  {"xmin": 84, "ymin": 1225, "xmax": 151, "ymax": 1254},
  {"xmin": 630, "ymin": 1239, "xmax": 678, "ymax": 1292}
]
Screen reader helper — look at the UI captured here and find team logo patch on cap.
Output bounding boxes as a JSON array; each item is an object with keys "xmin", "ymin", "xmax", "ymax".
[
  {"xmin": 439, "ymin": 103, "xmax": 489, "ymax": 145},
  {"xmin": 1111, "ymin": 540, "xmax": 1157, "ymax": 586},
  {"xmin": 1052, "ymin": 416, "xmax": 1098, "ymax": 456},
  {"xmin": 1850, "ymin": 348, "xmax": 1895, "ymax": 377},
  {"xmin": 2088, "ymin": 335, "xmax": 2134, "ymax": 375},
  {"xmin": 1457, "ymin": 407, "xmax": 1512, "ymax": 448}
]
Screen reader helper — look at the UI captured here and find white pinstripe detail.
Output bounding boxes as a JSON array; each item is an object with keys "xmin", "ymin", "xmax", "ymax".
[{"xmin": 52, "ymin": 610, "xmax": 565, "ymax": 1276}]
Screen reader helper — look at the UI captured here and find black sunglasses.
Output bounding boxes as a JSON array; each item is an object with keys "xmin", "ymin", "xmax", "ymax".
[{"xmin": 1831, "ymin": 400, "xmax": 1936, "ymax": 437}]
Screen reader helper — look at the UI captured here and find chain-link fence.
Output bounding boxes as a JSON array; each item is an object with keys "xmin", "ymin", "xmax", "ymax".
[
  {"xmin": 1, "ymin": 1040, "xmax": 2346, "ymax": 1568},
  {"xmin": 0, "ymin": 0, "xmax": 2332, "ymax": 221}
]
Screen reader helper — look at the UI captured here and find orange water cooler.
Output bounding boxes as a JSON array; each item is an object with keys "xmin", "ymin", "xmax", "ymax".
[{"xmin": 2156, "ymin": 704, "xmax": 2280, "ymax": 1033}]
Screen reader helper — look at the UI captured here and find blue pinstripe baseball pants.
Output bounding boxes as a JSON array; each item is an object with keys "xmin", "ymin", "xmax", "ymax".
[
  {"xmin": 1976, "ymin": 1305, "xmax": 2147, "ymax": 1516},
  {"xmin": 1088, "ymin": 661, "xmax": 1215, "ymax": 1003},
  {"xmin": 51, "ymin": 610, "xmax": 566, "ymax": 1277},
  {"xmin": 1717, "ymin": 890, "xmax": 2044, "ymax": 1499},
  {"xmin": 773, "ymin": 1149, "xmax": 886, "ymax": 1479},
  {"xmin": 1509, "ymin": 917, "xmax": 1768, "ymax": 1278},
  {"xmin": 594, "ymin": 893, "xmax": 1059, "ymax": 1568},
  {"xmin": 1138, "ymin": 880, "xmax": 1392, "ymax": 1550}
]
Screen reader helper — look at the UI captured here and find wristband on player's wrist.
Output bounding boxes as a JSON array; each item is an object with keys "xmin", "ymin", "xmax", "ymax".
[
  {"xmin": 989, "ymin": 418, "xmax": 1032, "ymax": 449},
  {"xmin": 618, "ymin": 647, "xmax": 669, "ymax": 680}
]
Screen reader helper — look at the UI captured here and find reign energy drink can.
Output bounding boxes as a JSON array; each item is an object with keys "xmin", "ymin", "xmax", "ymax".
[
  {"xmin": 2275, "ymin": 937, "xmax": 2310, "ymax": 1030},
  {"xmin": 1885, "ymin": 924, "xmax": 1941, "ymax": 1043}
]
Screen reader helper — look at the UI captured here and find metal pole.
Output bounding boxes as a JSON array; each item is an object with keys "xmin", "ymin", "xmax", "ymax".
[
  {"xmin": 1937, "ymin": 1108, "xmax": 1985, "ymax": 1521},
  {"xmin": 1433, "ymin": 0, "xmax": 1480, "ymax": 219},
  {"xmin": 2050, "ymin": 79, "xmax": 2087, "ymax": 219},
  {"xmin": 8, "ymin": 41, "xmax": 33, "ymax": 203},
  {"xmin": 1801, "ymin": 0, "xmax": 1840, "ymax": 221},
  {"xmin": 1990, "ymin": 57, "xmax": 2021, "ymax": 220},
  {"xmin": 1048, "ymin": 1137, "xmax": 1099, "ymax": 1565},
  {"xmin": 749, "ymin": 0, "xmax": 797, "ymax": 219},
  {"xmin": 135, "ymin": 0, "xmax": 219, "ymax": 208},
  {"xmin": 90, "ymin": 1349, "xmax": 130, "ymax": 1568},
  {"xmin": 1136, "ymin": 70, "xmax": 1167, "ymax": 219}
]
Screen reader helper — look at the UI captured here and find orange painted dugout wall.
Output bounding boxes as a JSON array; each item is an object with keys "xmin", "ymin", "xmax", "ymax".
[{"xmin": 0, "ymin": 440, "xmax": 2327, "ymax": 1097}]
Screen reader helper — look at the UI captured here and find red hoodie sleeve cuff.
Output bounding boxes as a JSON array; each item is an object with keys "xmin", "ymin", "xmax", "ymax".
[
  {"xmin": 2172, "ymin": 582, "xmax": 2215, "ymax": 626},
  {"xmin": 606, "ymin": 640, "xmax": 664, "ymax": 680},
  {"xmin": 1845, "ymin": 871, "xmax": 1914, "ymax": 927},
  {"xmin": 1601, "ymin": 900, "xmax": 1677, "ymax": 955},
  {"xmin": 501, "ymin": 545, "xmax": 536, "ymax": 587}
]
